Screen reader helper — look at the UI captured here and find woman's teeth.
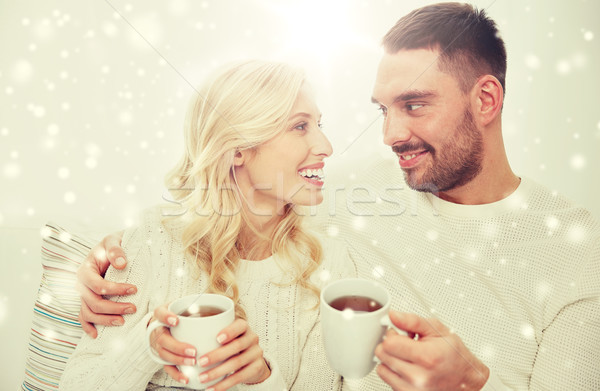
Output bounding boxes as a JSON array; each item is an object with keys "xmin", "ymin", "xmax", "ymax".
[{"xmin": 299, "ymin": 168, "xmax": 324, "ymax": 180}]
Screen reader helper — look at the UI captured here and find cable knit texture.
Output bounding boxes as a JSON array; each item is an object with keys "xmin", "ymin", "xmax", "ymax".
[
  {"xmin": 60, "ymin": 206, "xmax": 356, "ymax": 391},
  {"xmin": 319, "ymin": 158, "xmax": 600, "ymax": 391}
]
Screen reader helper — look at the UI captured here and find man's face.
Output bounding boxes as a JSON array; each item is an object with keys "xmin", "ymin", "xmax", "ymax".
[{"xmin": 371, "ymin": 49, "xmax": 484, "ymax": 193}]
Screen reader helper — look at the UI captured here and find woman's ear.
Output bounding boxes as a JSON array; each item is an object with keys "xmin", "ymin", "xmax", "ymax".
[
  {"xmin": 473, "ymin": 75, "xmax": 503, "ymax": 127},
  {"xmin": 233, "ymin": 149, "xmax": 245, "ymax": 167}
]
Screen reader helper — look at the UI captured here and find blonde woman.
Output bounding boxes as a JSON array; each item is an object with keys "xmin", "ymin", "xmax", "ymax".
[{"xmin": 60, "ymin": 61, "xmax": 354, "ymax": 391}]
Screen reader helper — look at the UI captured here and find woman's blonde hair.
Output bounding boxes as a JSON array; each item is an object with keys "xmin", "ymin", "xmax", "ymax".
[{"xmin": 164, "ymin": 60, "xmax": 323, "ymax": 319}]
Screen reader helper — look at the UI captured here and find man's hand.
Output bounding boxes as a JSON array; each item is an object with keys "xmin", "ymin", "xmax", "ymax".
[
  {"xmin": 375, "ymin": 311, "xmax": 490, "ymax": 391},
  {"xmin": 76, "ymin": 231, "xmax": 137, "ymax": 338}
]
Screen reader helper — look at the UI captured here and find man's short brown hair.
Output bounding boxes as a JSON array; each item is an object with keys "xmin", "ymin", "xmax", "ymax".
[{"xmin": 383, "ymin": 2, "xmax": 507, "ymax": 94}]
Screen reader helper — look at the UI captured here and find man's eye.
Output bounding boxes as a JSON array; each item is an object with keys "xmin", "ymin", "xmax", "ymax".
[
  {"xmin": 378, "ymin": 106, "xmax": 388, "ymax": 116},
  {"xmin": 407, "ymin": 104, "xmax": 424, "ymax": 111},
  {"xmin": 318, "ymin": 122, "xmax": 324, "ymax": 130}
]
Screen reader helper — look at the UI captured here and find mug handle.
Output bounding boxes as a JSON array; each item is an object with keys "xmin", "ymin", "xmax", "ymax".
[
  {"xmin": 373, "ymin": 315, "xmax": 409, "ymax": 364},
  {"xmin": 146, "ymin": 319, "xmax": 175, "ymax": 366},
  {"xmin": 380, "ymin": 314, "xmax": 408, "ymax": 337}
]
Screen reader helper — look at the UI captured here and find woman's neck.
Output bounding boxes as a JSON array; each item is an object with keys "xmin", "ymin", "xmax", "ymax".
[{"xmin": 237, "ymin": 211, "xmax": 283, "ymax": 261}]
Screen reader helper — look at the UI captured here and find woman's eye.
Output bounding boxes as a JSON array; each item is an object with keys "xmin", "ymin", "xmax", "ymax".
[
  {"xmin": 407, "ymin": 104, "xmax": 424, "ymax": 111},
  {"xmin": 294, "ymin": 122, "xmax": 307, "ymax": 131},
  {"xmin": 378, "ymin": 106, "xmax": 388, "ymax": 116},
  {"xmin": 318, "ymin": 122, "xmax": 324, "ymax": 130}
]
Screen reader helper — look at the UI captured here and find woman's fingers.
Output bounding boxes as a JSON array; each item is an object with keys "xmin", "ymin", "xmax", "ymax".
[
  {"xmin": 200, "ymin": 323, "xmax": 256, "ymax": 367},
  {"xmin": 150, "ymin": 323, "xmax": 197, "ymax": 366},
  {"xmin": 163, "ymin": 364, "xmax": 189, "ymax": 386},
  {"xmin": 153, "ymin": 304, "xmax": 179, "ymax": 327},
  {"xmin": 203, "ymin": 356, "xmax": 269, "ymax": 391}
]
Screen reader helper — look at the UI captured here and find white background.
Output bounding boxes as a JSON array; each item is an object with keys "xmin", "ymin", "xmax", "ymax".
[{"xmin": 1, "ymin": 0, "xmax": 599, "ymax": 388}]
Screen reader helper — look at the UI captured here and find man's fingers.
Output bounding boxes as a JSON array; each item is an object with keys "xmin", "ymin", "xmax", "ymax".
[
  {"xmin": 376, "ymin": 341, "xmax": 421, "ymax": 381},
  {"xmin": 102, "ymin": 231, "xmax": 126, "ymax": 269},
  {"xmin": 389, "ymin": 311, "xmax": 448, "ymax": 338},
  {"xmin": 78, "ymin": 312, "xmax": 98, "ymax": 338},
  {"xmin": 78, "ymin": 282, "xmax": 136, "ymax": 315},
  {"xmin": 376, "ymin": 363, "xmax": 415, "ymax": 391},
  {"xmin": 77, "ymin": 264, "xmax": 137, "ymax": 296},
  {"xmin": 79, "ymin": 298, "xmax": 125, "ymax": 326}
]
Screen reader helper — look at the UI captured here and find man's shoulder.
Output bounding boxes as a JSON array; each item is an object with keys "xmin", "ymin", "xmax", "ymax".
[{"xmin": 522, "ymin": 177, "xmax": 599, "ymax": 227}]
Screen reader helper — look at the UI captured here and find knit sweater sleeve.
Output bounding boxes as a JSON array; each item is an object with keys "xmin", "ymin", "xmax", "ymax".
[
  {"xmin": 528, "ymin": 239, "xmax": 600, "ymax": 391},
  {"xmin": 59, "ymin": 223, "xmax": 162, "ymax": 391}
]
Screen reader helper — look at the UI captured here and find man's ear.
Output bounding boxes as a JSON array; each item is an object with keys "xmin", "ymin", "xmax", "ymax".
[{"xmin": 473, "ymin": 75, "xmax": 503, "ymax": 127}]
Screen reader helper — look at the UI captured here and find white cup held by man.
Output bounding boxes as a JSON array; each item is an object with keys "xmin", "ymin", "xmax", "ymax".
[
  {"xmin": 146, "ymin": 293, "xmax": 235, "ymax": 389},
  {"xmin": 320, "ymin": 278, "xmax": 405, "ymax": 379}
]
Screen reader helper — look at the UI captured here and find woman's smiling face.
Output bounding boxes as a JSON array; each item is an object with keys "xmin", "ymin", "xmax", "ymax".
[{"xmin": 234, "ymin": 82, "xmax": 333, "ymax": 215}]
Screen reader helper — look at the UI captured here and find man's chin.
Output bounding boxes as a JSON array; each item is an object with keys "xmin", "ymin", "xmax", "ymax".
[{"xmin": 403, "ymin": 174, "xmax": 440, "ymax": 194}]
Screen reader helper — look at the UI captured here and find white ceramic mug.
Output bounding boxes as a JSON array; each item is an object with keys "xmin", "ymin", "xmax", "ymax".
[
  {"xmin": 320, "ymin": 278, "xmax": 406, "ymax": 379},
  {"xmin": 146, "ymin": 293, "xmax": 235, "ymax": 389}
]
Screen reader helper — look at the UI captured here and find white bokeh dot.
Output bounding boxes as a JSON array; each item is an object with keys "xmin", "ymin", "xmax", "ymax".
[
  {"xmin": 372, "ymin": 265, "xmax": 385, "ymax": 279},
  {"xmin": 47, "ymin": 123, "xmax": 60, "ymax": 135},
  {"xmin": 40, "ymin": 226, "xmax": 52, "ymax": 238},
  {"xmin": 64, "ymin": 191, "xmax": 77, "ymax": 204},
  {"xmin": 319, "ymin": 269, "xmax": 331, "ymax": 282},
  {"xmin": 119, "ymin": 111, "xmax": 133, "ymax": 124},
  {"xmin": 4, "ymin": 162, "xmax": 21, "ymax": 178},
  {"xmin": 126, "ymin": 184, "xmax": 136, "ymax": 194},
  {"xmin": 556, "ymin": 60, "xmax": 571, "ymax": 75},
  {"xmin": 426, "ymin": 230, "xmax": 439, "ymax": 241},
  {"xmin": 32, "ymin": 105, "xmax": 46, "ymax": 117},
  {"xmin": 567, "ymin": 225, "xmax": 586, "ymax": 243},
  {"xmin": 0, "ymin": 296, "xmax": 8, "ymax": 324},
  {"xmin": 524, "ymin": 54, "xmax": 541, "ymax": 70},
  {"xmin": 103, "ymin": 22, "xmax": 118, "ymax": 37},
  {"xmin": 85, "ymin": 157, "xmax": 98, "ymax": 169},
  {"xmin": 26, "ymin": 208, "xmax": 35, "ymax": 216},
  {"xmin": 353, "ymin": 216, "xmax": 365, "ymax": 230},
  {"xmin": 584, "ymin": 31, "xmax": 594, "ymax": 41},
  {"xmin": 570, "ymin": 154, "xmax": 586, "ymax": 170},
  {"xmin": 57, "ymin": 167, "xmax": 70, "ymax": 179},
  {"xmin": 326, "ymin": 225, "xmax": 339, "ymax": 237},
  {"xmin": 40, "ymin": 293, "xmax": 52, "ymax": 305},
  {"xmin": 545, "ymin": 215, "xmax": 560, "ymax": 230},
  {"xmin": 12, "ymin": 59, "xmax": 34, "ymax": 82},
  {"xmin": 1, "ymin": 127, "xmax": 8, "ymax": 136},
  {"xmin": 521, "ymin": 323, "xmax": 535, "ymax": 340}
]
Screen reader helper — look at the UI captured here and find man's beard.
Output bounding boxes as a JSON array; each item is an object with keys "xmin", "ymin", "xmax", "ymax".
[{"xmin": 393, "ymin": 108, "xmax": 484, "ymax": 194}]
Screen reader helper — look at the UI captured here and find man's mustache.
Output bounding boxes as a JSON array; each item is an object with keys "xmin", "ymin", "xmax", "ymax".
[{"xmin": 392, "ymin": 141, "xmax": 434, "ymax": 155}]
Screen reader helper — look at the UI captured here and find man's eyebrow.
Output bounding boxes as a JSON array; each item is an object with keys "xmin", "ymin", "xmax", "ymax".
[
  {"xmin": 394, "ymin": 90, "xmax": 436, "ymax": 103},
  {"xmin": 371, "ymin": 90, "xmax": 437, "ymax": 105}
]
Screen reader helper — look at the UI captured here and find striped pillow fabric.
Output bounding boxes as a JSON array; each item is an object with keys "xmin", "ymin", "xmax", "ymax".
[{"xmin": 22, "ymin": 223, "xmax": 95, "ymax": 391}]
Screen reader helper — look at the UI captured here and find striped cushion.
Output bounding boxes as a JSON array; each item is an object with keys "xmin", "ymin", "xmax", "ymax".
[{"xmin": 22, "ymin": 223, "xmax": 96, "ymax": 391}]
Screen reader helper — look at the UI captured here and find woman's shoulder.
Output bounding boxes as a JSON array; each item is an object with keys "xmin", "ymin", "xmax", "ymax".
[{"xmin": 122, "ymin": 205, "xmax": 181, "ymax": 250}]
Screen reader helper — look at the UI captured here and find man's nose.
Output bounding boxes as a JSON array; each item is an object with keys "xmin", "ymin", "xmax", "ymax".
[{"xmin": 382, "ymin": 113, "xmax": 411, "ymax": 147}]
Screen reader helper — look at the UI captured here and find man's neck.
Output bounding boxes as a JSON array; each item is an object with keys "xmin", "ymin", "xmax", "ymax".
[{"xmin": 436, "ymin": 145, "xmax": 520, "ymax": 205}]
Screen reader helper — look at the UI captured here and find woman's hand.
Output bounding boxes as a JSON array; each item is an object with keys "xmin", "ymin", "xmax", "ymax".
[
  {"xmin": 149, "ymin": 304, "xmax": 198, "ymax": 386},
  {"xmin": 197, "ymin": 318, "xmax": 271, "ymax": 390}
]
